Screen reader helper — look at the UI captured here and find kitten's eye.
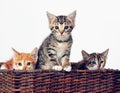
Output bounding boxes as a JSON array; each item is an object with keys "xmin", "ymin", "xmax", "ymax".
[
  {"xmin": 27, "ymin": 62, "xmax": 31, "ymax": 66},
  {"xmin": 18, "ymin": 63, "xmax": 22, "ymax": 66},
  {"xmin": 90, "ymin": 61, "xmax": 96, "ymax": 65},
  {"xmin": 100, "ymin": 61, "xmax": 104, "ymax": 64},
  {"xmin": 55, "ymin": 26, "xmax": 59, "ymax": 29},
  {"xmin": 64, "ymin": 26, "xmax": 69, "ymax": 30}
]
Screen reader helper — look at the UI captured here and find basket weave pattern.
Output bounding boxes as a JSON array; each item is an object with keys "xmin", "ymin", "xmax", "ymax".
[{"xmin": 0, "ymin": 68, "xmax": 120, "ymax": 93}]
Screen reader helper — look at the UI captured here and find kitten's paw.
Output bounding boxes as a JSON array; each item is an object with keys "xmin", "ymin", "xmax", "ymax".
[
  {"xmin": 63, "ymin": 66, "xmax": 71, "ymax": 72},
  {"xmin": 52, "ymin": 66, "xmax": 62, "ymax": 71},
  {"xmin": 0, "ymin": 65, "xmax": 7, "ymax": 70}
]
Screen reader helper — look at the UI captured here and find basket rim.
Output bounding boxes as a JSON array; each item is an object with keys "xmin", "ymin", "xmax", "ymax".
[
  {"xmin": 0, "ymin": 62, "xmax": 120, "ymax": 73},
  {"xmin": 0, "ymin": 69, "xmax": 119, "ymax": 73}
]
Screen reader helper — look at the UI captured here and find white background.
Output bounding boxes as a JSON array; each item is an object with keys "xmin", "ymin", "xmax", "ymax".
[{"xmin": 0, "ymin": 0, "xmax": 120, "ymax": 69}]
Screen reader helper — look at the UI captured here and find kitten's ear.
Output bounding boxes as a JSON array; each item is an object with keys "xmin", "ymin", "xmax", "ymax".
[
  {"xmin": 82, "ymin": 50, "xmax": 89, "ymax": 60},
  {"xmin": 67, "ymin": 10, "xmax": 76, "ymax": 23},
  {"xmin": 101, "ymin": 49, "xmax": 109, "ymax": 59},
  {"xmin": 31, "ymin": 47, "xmax": 38, "ymax": 62},
  {"xmin": 47, "ymin": 11, "xmax": 56, "ymax": 23},
  {"xmin": 12, "ymin": 48, "xmax": 20, "ymax": 58}
]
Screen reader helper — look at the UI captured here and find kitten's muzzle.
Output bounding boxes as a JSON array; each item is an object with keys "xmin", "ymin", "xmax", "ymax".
[
  {"xmin": 59, "ymin": 30, "xmax": 65, "ymax": 35},
  {"xmin": 98, "ymin": 64, "xmax": 101, "ymax": 70}
]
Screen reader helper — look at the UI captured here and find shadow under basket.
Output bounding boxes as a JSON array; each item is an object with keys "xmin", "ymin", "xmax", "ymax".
[{"xmin": 0, "ymin": 63, "xmax": 120, "ymax": 93}]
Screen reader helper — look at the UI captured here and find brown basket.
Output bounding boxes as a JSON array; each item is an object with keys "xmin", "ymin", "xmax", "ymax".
[{"xmin": 0, "ymin": 63, "xmax": 120, "ymax": 93}]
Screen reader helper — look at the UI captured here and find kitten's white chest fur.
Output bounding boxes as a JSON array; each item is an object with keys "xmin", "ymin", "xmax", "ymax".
[{"xmin": 56, "ymin": 42, "xmax": 68, "ymax": 58}]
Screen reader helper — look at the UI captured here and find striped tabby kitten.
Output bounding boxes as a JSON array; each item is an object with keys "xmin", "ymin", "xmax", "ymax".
[
  {"xmin": 72, "ymin": 49, "xmax": 109, "ymax": 70},
  {"xmin": 36, "ymin": 11, "xmax": 76, "ymax": 72}
]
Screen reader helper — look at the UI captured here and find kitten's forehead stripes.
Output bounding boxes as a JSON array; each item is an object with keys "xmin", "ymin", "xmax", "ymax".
[
  {"xmin": 89, "ymin": 53, "xmax": 102, "ymax": 62},
  {"xmin": 57, "ymin": 16, "xmax": 67, "ymax": 24},
  {"xmin": 90, "ymin": 53, "xmax": 96, "ymax": 58},
  {"xmin": 50, "ymin": 16, "xmax": 74, "ymax": 30}
]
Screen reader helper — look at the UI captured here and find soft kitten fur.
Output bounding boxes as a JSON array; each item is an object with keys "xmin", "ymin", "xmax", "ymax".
[
  {"xmin": 36, "ymin": 11, "xmax": 76, "ymax": 72},
  {"xmin": 72, "ymin": 49, "xmax": 109, "ymax": 70},
  {"xmin": 0, "ymin": 48, "xmax": 38, "ymax": 70}
]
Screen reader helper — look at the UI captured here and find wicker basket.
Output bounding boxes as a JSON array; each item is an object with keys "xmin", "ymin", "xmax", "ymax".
[{"xmin": 0, "ymin": 63, "xmax": 120, "ymax": 93}]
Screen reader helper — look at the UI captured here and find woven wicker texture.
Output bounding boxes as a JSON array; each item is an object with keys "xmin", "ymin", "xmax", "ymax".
[{"xmin": 0, "ymin": 63, "xmax": 120, "ymax": 93}]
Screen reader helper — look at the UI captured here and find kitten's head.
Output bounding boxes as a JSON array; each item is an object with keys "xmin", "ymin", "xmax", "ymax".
[
  {"xmin": 12, "ymin": 47, "xmax": 38, "ymax": 70},
  {"xmin": 82, "ymin": 49, "xmax": 109, "ymax": 70},
  {"xmin": 47, "ymin": 11, "xmax": 76, "ymax": 41}
]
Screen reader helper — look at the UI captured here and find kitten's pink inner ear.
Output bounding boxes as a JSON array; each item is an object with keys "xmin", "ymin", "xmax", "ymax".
[
  {"xmin": 82, "ymin": 50, "xmax": 89, "ymax": 59},
  {"xmin": 47, "ymin": 11, "xmax": 56, "ymax": 23},
  {"xmin": 12, "ymin": 48, "xmax": 20, "ymax": 57},
  {"xmin": 31, "ymin": 47, "xmax": 38, "ymax": 61},
  {"xmin": 102, "ymin": 49, "xmax": 109, "ymax": 58},
  {"xmin": 67, "ymin": 10, "xmax": 76, "ymax": 23}
]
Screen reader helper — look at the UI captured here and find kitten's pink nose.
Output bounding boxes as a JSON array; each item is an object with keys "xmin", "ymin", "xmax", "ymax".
[
  {"xmin": 23, "ymin": 66, "xmax": 27, "ymax": 70},
  {"xmin": 61, "ymin": 32, "xmax": 64, "ymax": 35},
  {"xmin": 60, "ymin": 30, "xmax": 64, "ymax": 35}
]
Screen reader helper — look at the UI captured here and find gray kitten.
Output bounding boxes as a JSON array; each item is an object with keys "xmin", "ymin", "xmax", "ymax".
[{"xmin": 36, "ymin": 11, "xmax": 76, "ymax": 72}]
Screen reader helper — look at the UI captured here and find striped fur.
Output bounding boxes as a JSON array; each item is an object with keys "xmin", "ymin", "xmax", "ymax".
[
  {"xmin": 72, "ymin": 49, "xmax": 109, "ymax": 70},
  {"xmin": 36, "ymin": 11, "xmax": 76, "ymax": 72}
]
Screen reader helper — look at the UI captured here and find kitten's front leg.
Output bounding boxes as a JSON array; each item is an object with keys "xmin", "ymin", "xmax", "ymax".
[
  {"xmin": 51, "ymin": 57, "xmax": 62, "ymax": 71},
  {"xmin": 51, "ymin": 59, "xmax": 62, "ymax": 71},
  {"xmin": 61, "ymin": 55, "xmax": 71, "ymax": 72},
  {"xmin": 47, "ymin": 48, "xmax": 62, "ymax": 71}
]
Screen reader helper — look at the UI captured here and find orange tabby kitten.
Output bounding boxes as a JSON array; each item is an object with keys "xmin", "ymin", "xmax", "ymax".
[{"xmin": 0, "ymin": 48, "xmax": 38, "ymax": 70}]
